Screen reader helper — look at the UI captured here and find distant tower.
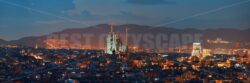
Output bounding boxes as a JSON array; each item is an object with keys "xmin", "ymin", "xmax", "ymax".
[
  {"xmin": 35, "ymin": 43, "xmax": 39, "ymax": 49},
  {"xmin": 125, "ymin": 28, "xmax": 128, "ymax": 46},
  {"xmin": 125, "ymin": 27, "xmax": 128, "ymax": 52},
  {"xmin": 191, "ymin": 43, "xmax": 202, "ymax": 58}
]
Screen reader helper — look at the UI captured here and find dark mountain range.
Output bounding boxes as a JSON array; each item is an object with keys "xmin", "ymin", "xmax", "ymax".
[
  {"xmin": 0, "ymin": 24, "xmax": 249, "ymax": 49},
  {"xmin": 0, "ymin": 39, "xmax": 6, "ymax": 44}
]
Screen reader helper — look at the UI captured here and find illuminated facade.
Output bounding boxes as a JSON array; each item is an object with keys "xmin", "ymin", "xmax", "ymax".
[
  {"xmin": 44, "ymin": 39, "xmax": 70, "ymax": 49},
  {"xmin": 191, "ymin": 43, "xmax": 202, "ymax": 58},
  {"xmin": 106, "ymin": 24, "xmax": 127, "ymax": 54},
  {"xmin": 207, "ymin": 38, "xmax": 230, "ymax": 44},
  {"xmin": 202, "ymin": 49, "xmax": 211, "ymax": 57}
]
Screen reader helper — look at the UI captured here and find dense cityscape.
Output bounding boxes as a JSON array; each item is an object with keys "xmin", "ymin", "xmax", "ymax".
[
  {"xmin": 0, "ymin": 45, "xmax": 250, "ymax": 82},
  {"xmin": 0, "ymin": 25, "xmax": 250, "ymax": 83}
]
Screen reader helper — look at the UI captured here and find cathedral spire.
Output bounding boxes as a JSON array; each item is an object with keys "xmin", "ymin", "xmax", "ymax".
[{"xmin": 110, "ymin": 23, "xmax": 113, "ymax": 32}]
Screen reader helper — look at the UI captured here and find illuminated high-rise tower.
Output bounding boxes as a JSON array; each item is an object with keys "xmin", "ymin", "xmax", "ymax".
[{"xmin": 191, "ymin": 42, "xmax": 202, "ymax": 58}]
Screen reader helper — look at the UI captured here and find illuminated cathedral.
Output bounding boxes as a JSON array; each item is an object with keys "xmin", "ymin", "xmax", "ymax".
[{"xmin": 106, "ymin": 24, "xmax": 128, "ymax": 54}]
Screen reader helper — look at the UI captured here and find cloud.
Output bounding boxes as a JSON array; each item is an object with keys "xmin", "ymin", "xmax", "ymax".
[
  {"xmin": 64, "ymin": 0, "xmax": 124, "ymax": 16},
  {"xmin": 109, "ymin": 11, "xmax": 148, "ymax": 20},
  {"xmin": 64, "ymin": 8, "xmax": 82, "ymax": 16},
  {"xmin": 65, "ymin": 10, "xmax": 101, "ymax": 21},
  {"xmin": 36, "ymin": 20, "xmax": 66, "ymax": 25},
  {"xmin": 126, "ymin": 0, "xmax": 176, "ymax": 5},
  {"xmin": 77, "ymin": 11, "xmax": 101, "ymax": 20},
  {"xmin": 36, "ymin": 10, "xmax": 148, "ymax": 26}
]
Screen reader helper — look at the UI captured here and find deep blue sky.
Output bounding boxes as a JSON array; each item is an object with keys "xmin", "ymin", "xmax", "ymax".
[{"xmin": 0, "ymin": 0, "xmax": 250, "ymax": 40}]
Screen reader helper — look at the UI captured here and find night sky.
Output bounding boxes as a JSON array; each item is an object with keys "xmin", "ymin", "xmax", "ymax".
[{"xmin": 0, "ymin": 0, "xmax": 250, "ymax": 40}]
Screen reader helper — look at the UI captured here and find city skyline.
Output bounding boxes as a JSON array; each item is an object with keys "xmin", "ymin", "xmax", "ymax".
[{"xmin": 0, "ymin": 1, "xmax": 250, "ymax": 82}]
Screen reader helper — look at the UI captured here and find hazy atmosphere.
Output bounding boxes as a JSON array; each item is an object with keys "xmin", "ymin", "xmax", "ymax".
[{"xmin": 0, "ymin": 0, "xmax": 250, "ymax": 40}]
